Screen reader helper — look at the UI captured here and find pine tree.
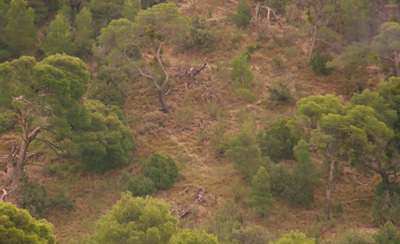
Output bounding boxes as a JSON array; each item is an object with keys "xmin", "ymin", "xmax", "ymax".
[
  {"xmin": 75, "ymin": 7, "xmax": 95, "ymax": 54},
  {"xmin": 4, "ymin": 0, "xmax": 36, "ymax": 56},
  {"xmin": 40, "ymin": 14, "xmax": 76, "ymax": 56},
  {"xmin": 247, "ymin": 166, "xmax": 275, "ymax": 216}
]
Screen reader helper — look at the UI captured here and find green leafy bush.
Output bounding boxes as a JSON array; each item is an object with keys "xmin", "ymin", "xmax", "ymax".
[
  {"xmin": 232, "ymin": 0, "xmax": 252, "ymax": 29},
  {"xmin": 247, "ymin": 167, "xmax": 275, "ymax": 216},
  {"xmin": 236, "ymin": 88, "xmax": 256, "ymax": 102},
  {"xmin": 0, "ymin": 202, "xmax": 56, "ymax": 244},
  {"xmin": 19, "ymin": 179, "xmax": 48, "ymax": 218},
  {"xmin": 267, "ymin": 80, "xmax": 294, "ymax": 103},
  {"xmin": 67, "ymin": 100, "xmax": 133, "ymax": 172},
  {"xmin": 87, "ymin": 65, "xmax": 127, "ymax": 106},
  {"xmin": 184, "ymin": 15, "xmax": 216, "ymax": 52},
  {"xmin": 91, "ymin": 192, "xmax": 178, "ymax": 244},
  {"xmin": 127, "ymin": 175, "xmax": 157, "ymax": 196},
  {"xmin": 373, "ymin": 189, "xmax": 400, "ymax": 224},
  {"xmin": 230, "ymin": 52, "xmax": 254, "ymax": 89},
  {"xmin": 170, "ymin": 229, "xmax": 219, "ymax": 244},
  {"xmin": 0, "ymin": 109, "xmax": 15, "ymax": 133},
  {"xmin": 229, "ymin": 225, "xmax": 272, "ymax": 244},
  {"xmin": 140, "ymin": 0, "xmax": 166, "ymax": 9},
  {"xmin": 259, "ymin": 118, "xmax": 299, "ymax": 161},
  {"xmin": 268, "ymin": 163, "xmax": 291, "ymax": 196},
  {"xmin": 284, "ymin": 140, "xmax": 319, "ymax": 207},
  {"xmin": 272, "ymin": 230, "xmax": 315, "ymax": 244},
  {"xmin": 225, "ymin": 128, "xmax": 263, "ymax": 179},
  {"xmin": 141, "ymin": 153, "xmax": 179, "ymax": 190},
  {"xmin": 374, "ymin": 221, "xmax": 400, "ymax": 244},
  {"xmin": 332, "ymin": 230, "xmax": 374, "ymax": 244},
  {"xmin": 310, "ymin": 51, "xmax": 332, "ymax": 76}
]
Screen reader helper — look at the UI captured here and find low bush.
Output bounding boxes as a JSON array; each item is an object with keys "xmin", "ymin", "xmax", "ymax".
[
  {"xmin": 141, "ymin": 153, "xmax": 178, "ymax": 190},
  {"xmin": 310, "ymin": 51, "xmax": 332, "ymax": 76},
  {"xmin": 127, "ymin": 175, "xmax": 157, "ymax": 196},
  {"xmin": 232, "ymin": 0, "xmax": 252, "ymax": 29}
]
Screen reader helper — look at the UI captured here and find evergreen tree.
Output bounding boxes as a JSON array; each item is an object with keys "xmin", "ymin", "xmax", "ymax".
[
  {"xmin": 74, "ymin": 7, "xmax": 95, "ymax": 55},
  {"xmin": 92, "ymin": 192, "xmax": 178, "ymax": 244},
  {"xmin": 4, "ymin": 0, "xmax": 36, "ymax": 57},
  {"xmin": 0, "ymin": 202, "xmax": 56, "ymax": 244},
  {"xmin": 169, "ymin": 229, "xmax": 219, "ymax": 244},
  {"xmin": 247, "ymin": 167, "xmax": 274, "ymax": 216},
  {"xmin": 40, "ymin": 14, "xmax": 76, "ymax": 56},
  {"xmin": 374, "ymin": 221, "xmax": 400, "ymax": 244}
]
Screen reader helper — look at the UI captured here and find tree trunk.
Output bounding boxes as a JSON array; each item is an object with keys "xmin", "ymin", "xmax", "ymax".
[
  {"xmin": 324, "ymin": 159, "xmax": 335, "ymax": 219},
  {"xmin": 393, "ymin": 52, "xmax": 400, "ymax": 77},
  {"xmin": 157, "ymin": 89, "xmax": 169, "ymax": 113},
  {"xmin": 308, "ymin": 23, "xmax": 318, "ymax": 64}
]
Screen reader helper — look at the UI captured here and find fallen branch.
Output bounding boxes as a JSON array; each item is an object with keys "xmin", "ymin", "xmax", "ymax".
[{"xmin": 171, "ymin": 188, "xmax": 206, "ymax": 219}]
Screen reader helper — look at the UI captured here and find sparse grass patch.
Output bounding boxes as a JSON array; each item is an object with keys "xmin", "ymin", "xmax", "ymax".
[{"xmin": 173, "ymin": 102, "xmax": 194, "ymax": 129}]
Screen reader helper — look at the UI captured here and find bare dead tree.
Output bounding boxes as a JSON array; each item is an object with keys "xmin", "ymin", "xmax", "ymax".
[
  {"xmin": 3, "ymin": 97, "xmax": 41, "ymax": 191},
  {"xmin": 184, "ymin": 58, "xmax": 208, "ymax": 90},
  {"xmin": 170, "ymin": 188, "xmax": 206, "ymax": 219},
  {"xmin": 255, "ymin": 3, "xmax": 283, "ymax": 29}
]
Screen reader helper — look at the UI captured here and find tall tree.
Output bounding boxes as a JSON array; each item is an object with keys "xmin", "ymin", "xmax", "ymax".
[
  {"xmin": 298, "ymin": 94, "xmax": 347, "ymax": 219},
  {"xmin": 3, "ymin": 0, "xmax": 36, "ymax": 57},
  {"xmin": 0, "ymin": 202, "xmax": 56, "ymax": 243},
  {"xmin": 74, "ymin": 7, "xmax": 95, "ymax": 55},
  {"xmin": 89, "ymin": 0, "xmax": 125, "ymax": 29},
  {"xmin": 94, "ymin": 3, "xmax": 188, "ymax": 113},
  {"xmin": 372, "ymin": 22, "xmax": 400, "ymax": 77},
  {"xmin": 247, "ymin": 167, "xmax": 275, "ymax": 216},
  {"xmin": 132, "ymin": 3, "xmax": 188, "ymax": 113},
  {"xmin": 40, "ymin": 14, "xmax": 76, "ymax": 56},
  {"xmin": 0, "ymin": 54, "xmax": 89, "ymax": 192}
]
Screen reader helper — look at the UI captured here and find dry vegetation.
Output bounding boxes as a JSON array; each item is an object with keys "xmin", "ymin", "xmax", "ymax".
[{"xmin": 4, "ymin": 0, "xmax": 389, "ymax": 243}]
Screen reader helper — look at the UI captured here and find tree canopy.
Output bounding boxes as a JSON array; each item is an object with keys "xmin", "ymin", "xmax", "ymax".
[{"xmin": 0, "ymin": 202, "xmax": 56, "ymax": 244}]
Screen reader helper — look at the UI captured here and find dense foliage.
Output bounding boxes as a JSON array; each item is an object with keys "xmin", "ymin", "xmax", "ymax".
[
  {"xmin": 0, "ymin": 202, "xmax": 56, "ymax": 244},
  {"xmin": 141, "ymin": 154, "xmax": 178, "ymax": 190}
]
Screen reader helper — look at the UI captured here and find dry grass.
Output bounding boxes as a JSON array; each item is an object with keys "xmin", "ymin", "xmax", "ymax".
[{"xmin": 31, "ymin": 0, "xmax": 389, "ymax": 243}]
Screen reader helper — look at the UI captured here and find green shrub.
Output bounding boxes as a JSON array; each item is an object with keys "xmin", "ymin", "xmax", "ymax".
[
  {"xmin": 185, "ymin": 15, "xmax": 216, "ymax": 52},
  {"xmin": 19, "ymin": 179, "xmax": 48, "ymax": 218},
  {"xmin": 0, "ymin": 202, "xmax": 56, "ymax": 244},
  {"xmin": 0, "ymin": 109, "xmax": 16, "ymax": 133},
  {"xmin": 284, "ymin": 140, "xmax": 319, "ymax": 207},
  {"xmin": 373, "ymin": 190, "xmax": 400, "ymax": 224},
  {"xmin": 273, "ymin": 230, "xmax": 315, "ymax": 244},
  {"xmin": 310, "ymin": 51, "xmax": 332, "ymax": 76},
  {"xmin": 230, "ymin": 53, "xmax": 254, "ymax": 89},
  {"xmin": 127, "ymin": 175, "xmax": 157, "ymax": 196},
  {"xmin": 91, "ymin": 192, "xmax": 178, "ymax": 244},
  {"xmin": 247, "ymin": 167, "xmax": 275, "ymax": 216},
  {"xmin": 140, "ymin": 0, "xmax": 166, "ymax": 9},
  {"xmin": 259, "ymin": 118, "xmax": 299, "ymax": 161},
  {"xmin": 230, "ymin": 225, "xmax": 272, "ymax": 244},
  {"xmin": 141, "ymin": 153, "xmax": 179, "ymax": 190},
  {"xmin": 225, "ymin": 127, "xmax": 263, "ymax": 180},
  {"xmin": 68, "ymin": 100, "xmax": 133, "ymax": 172},
  {"xmin": 232, "ymin": 0, "xmax": 252, "ymax": 29},
  {"xmin": 87, "ymin": 65, "xmax": 127, "ymax": 106},
  {"xmin": 332, "ymin": 230, "xmax": 374, "ymax": 244},
  {"xmin": 236, "ymin": 88, "xmax": 256, "ymax": 101},
  {"xmin": 374, "ymin": 221, "xmax": 400, "ymax": 244},
  {"xmin": 267, "ymin": 80, "xmax": 294, "ymax": 103},
  {"xmin": 268, "ymin": 163, "xmax": 291, "ymax": 196},
  {"xmin": 271, "ymin": 56, "xmax": 282, "ymax": 67},
  {"xmin": 48, "ymin": 191, "xmax": 74, "ymax": 212}
]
